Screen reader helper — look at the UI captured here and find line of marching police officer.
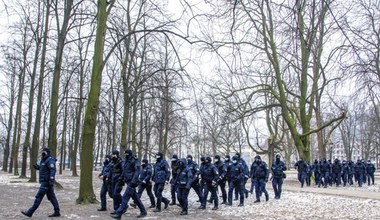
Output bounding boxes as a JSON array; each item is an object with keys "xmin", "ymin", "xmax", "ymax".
[
  {"xmin": 294, "ymin": 158, "xmax": 376, "ymax": 188},
  {"xmin": 98, "ymin": 149, "xmax": 288, "ymax": 219}
]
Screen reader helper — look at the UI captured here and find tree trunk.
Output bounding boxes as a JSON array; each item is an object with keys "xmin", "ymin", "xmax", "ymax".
[
  {"xmin": 2, "ymin": 69, "xmax": 16, "ymax": 172},
  {"xmin": 48, "ymin": 0, "xmax": 74, "ymax": 157},
  {"xmin": 77, "ymin": 0, "xmax": 114, "ymax": 204},
  {"xmin": 30, "ymin": 0, "xmax": 51, "ymax": 182}
]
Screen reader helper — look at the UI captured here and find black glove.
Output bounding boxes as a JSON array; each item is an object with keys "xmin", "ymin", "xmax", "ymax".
[
  {"xmin": 185, "ymin": 185, "xmax": 191, "ymax": 190},
  {"xmin": 265, "ymin": 177, "xmax": 268, "ymax": 182},
  {"xmin": 49, "ymin": 180, "xmax": 55, "ymax": 187},
  {"xmin": 33, "ymin": 164, "xmax": 40, "ymax": 170}
]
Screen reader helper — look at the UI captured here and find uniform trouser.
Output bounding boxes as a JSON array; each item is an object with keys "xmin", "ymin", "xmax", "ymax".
[
  {"xmin": 154, "ymin": 183, "xmax": 169, "ymax": 210},
  {"xmin": 111, "ymin": 181, "xmax": 124, "ymax": 211},
  {"xmin": 305, "ymin": 173, "xmax": 311, "ymax": 186},
  {"xmin": 255, "ymin": 179, "xmax": 268, "ymax": 201},
  {"xmin": 250, "ymin": 179, "xmax": 256, "ymax": 193},
  {"xmin": 321, "ymin": 172, "xmax": 330, "ymax": 187},
  {"xmin": 348, "ymin": 174, "xmax": 354, "ymax": 185},
  {"xmin": 332, "ymin": 173, "xmax": 341, "ymax": 185},
  {"xmin": 219, "ymin": 180, "xmax": 227, "ymax": 202},
  {"xmin": 137, "ymin": 183, "xmax": 155, "ymax": 206},
  {"xmin": 367, "ymin": 173, "xmax": 375, "ymax": 185},
  {"xmin": 191, "ymin": 181, "xmax": 203, "ymax": 201},
  {"xmin": 228, "ymin": 180, "xmax": 243, "ymax": 204},
  {"xmin": 116, "ymin": 185, "xmax": 146, "ymax": 215},
  {"xmin": 342, "ymin": 173, "xmax": 348, "ymax": 186},
  {"xmin": 357, "ymin": 173, "xmax": 364, "ymax": 187},
  {"xmin": 272, "ymin": 177, "xmax": 283, "ymax": 198},
  {"xmin": 234, "ymin": 181, "xmax": 247, "ymax": 199},
  {"xmin": 201, "ymin": 182, "xmax": 218, "ymax": 207},
  {"xmin": 28, "ymin": 182, "xmax": 60, "ymax": 214},
  {"xmin": 298, "ymin": 172, "xmax": 306, "ymax": 187},
  {"xmin": 100, "ymin": 181, "xmax": 111, "ymax": 209},
  {"xmin": 170, "ymin": 182, "xmax": 177, "ymax": 203},
  {"xmin": 314, "ymin": 173, "xmax": 319, "ymax": 185},
  {"xmin": 177, "ymin": 188, "xmax": 190, "ymax": 212}
]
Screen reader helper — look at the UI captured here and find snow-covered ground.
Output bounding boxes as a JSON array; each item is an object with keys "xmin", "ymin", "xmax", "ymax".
[{"xmin": 0, "ymin": 170, "xmax": 379, "ymax": 219}]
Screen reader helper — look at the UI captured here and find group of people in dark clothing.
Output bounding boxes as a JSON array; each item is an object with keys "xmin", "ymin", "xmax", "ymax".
[
  {"xmin": 97, "ymin": 150, "xmax": 288, "ymax": 219},
  {"xmin": 294, "ymin": 158, "xmax": 376, "ymax": 188}
]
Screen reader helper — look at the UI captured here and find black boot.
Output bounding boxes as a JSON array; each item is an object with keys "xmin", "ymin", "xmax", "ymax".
[
  {"xmin": 21, "ymin": 211, "xmax": 32, "ymax": 217},
  {"xmin": 136, "ymin": 212, "xmax": 147, "ymax": 218},
  {"xmin": 48, "ymin": 211, "xmax": 61, "ymax": 217}
]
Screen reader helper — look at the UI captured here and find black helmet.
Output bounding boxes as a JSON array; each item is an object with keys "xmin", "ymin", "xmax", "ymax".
[
  {"xmin": 171, "ymin": 154, "xmax": 178, "ymax": 162},
  {"xmin": 112, "ymin": 150, "xmax": 120, "ymax": 156},
  {"xmin": 187, "ymin": 154, "xmax": 193, "ymax": 160},
  {"xmin": 124, "ymin": 149, "xmax": 133, "ymax": 156},
  {"xmin": 205, "ymin": 156, "xmax": 212, "ymax": 163}
]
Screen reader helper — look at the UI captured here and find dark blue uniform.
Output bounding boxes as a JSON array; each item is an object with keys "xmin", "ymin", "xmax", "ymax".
[
  {"xmin": 152, "ymin": 153, "xmax": 170, "ymax": 212},
  {"xmin": 199, "ymin": 157, "xmax": 219, "ymax": 210},
  {"xmin": 176, "ymin": 159, "xmax": 193, "ymax": 215},
  {"xmin": 112, "ymin": 150, "xmax": 146, "ymax": 219},
  {"xmin": 109, "ymin": 152, "xmax": 124, "ymax": 211},
  {"xmin": 227, "ymin": 157, "xmax": 245, "ymax": 206},
  {"xmin": 271, "ymin": 156, "xmax": 287, "ymax": 199},
  {"xmin": 22, "ymin": 148, "xmax": 60, "ymax": 217},
  {"xmin": 342, "ymin": 160, "xmax": 349, "ymax": 186},
  {"xmin": 187, "ymin": 155, "xmax": 203, "ymax": 202},
  {"xmin": 251, "ymin": 155, "xmax": 269, "ymax": 202},
  {"xmin": 170, "ymin": 155, "xmax": 180, "ymax": 205},
  {"xmin": 136, "ymin": 159, "xmax": 155, "ymax": 208},
  {"xmin": 331, "ymin": 159, "xmax": 342, "ymax": 186},
  {"xmin": 347, "ymin": 161, "xmax": 355, "ymax": 185},
  {"xmin": 366, "ymin": 161, "xmax": 376, "ymax": 185},
  {"xmin": 234, "ymin": 153, "xmax": 249, "ymax": 200},
  {"xmin": 214, "ymin": 156, "xmax": 227, "ymax": 204},
  {"xmin": 98, "ymin": 155, "xmax": 112, "ymax": 211},
  {"xmin": 312, "ymin": 160, "xmax": 321, "ymax": 186},
  {"xmin": 355, "ymin": 160, "xmax": 366, "ymax": 187},
  {"xmin": 294, "ymin": 159, "xmax": 307, "ymax": 188},
  {"xmin": 321, "ymin": 159, "xmax": 331, "ymax": 188}
]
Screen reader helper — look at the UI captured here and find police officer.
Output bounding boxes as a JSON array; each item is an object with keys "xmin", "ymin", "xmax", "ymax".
[
  {"xmin": 347, "ymin": 160, "xmax": 355, "ymax": 185},
  {"xmin": 305, "ymin": 161, "xmax": 312, "ymax": 186},
  {"xmin": 366, "ymin": 160, "xmax": 376, "ymax": 185},
  {"xmin": 294, "ymin": 158, "xmax": 307, "ymax": 188},
  {"xmin": 176, "ymin": 158, "xmax": 193, "ymax": 215},
  {"xmin": 111, "ymin": 149, "xmax": 147, "ymax": 219},
  {"xmin": 321, "ymin": 158, "xmax": 331, "ymax": 188},
  {"xmin": 271, "ymin": 154, "xmax": 287, "ymax": 199},
  {"xmin": 214, "ymin": 155, "xmax": 227, "ymax": 204},
  {"xmin": 341, "ymin": 160, "xmax": 349, "ymax": 187},
  {"xmin": 21, "ymin": 147, "xmax": 60, "ymax": 217},
  {"xmin": 355, "ymin": 159, "xmax": 366, "ymax": 187},
  {"xmin": 136, "ymin": 158, "xmax": 155, "ymax": 208},
  {"xmin": 251, "ymin": 155, "xmax": 269, "ymax": 203},
  {"xmin": 152, "ymin": 152, "xmax": 170, "ymax": 212},
  {"xmin": 186, "ymin": 154, "xmax": 203, "ymax": 202},
  {"xmin": 331, "ymin": 158, "xmax": 342, "ymax": 186},
  {"xmin": 98, "ymin": 154, "xmax": 112, "ymax": 211},
  {"xmin": 234, "ymin": 153, "xmax": 249, "ymax": 200},
  {"xmin": 312, "ymin": 159, "xmax": 321, "ymax": 186},
  {"xmin": 227, "ymin": 155, "xmax": 245, "ymax": 206},
  {"xmin": 109, "ymin": 150, "xmax": 124, "ymax": 213},
  {"xmin": 170, "ymin": 154, "xmax": 180, "ymax": 205},
  {"xmin": 199, "ymin": 156, "xmax": 219, "ymax": 210}
]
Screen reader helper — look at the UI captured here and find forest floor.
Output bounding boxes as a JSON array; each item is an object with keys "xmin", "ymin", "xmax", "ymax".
[{"xmin": 0, "ymin": 169, "xmax": 379, "ymax": 220}]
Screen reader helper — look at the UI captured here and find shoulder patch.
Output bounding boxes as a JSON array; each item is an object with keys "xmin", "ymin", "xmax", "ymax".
[{"xmin": 50, "ymin": 164, "xmax": 55, "ymax": 168}]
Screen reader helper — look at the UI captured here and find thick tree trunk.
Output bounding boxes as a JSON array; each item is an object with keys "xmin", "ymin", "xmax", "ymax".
[{"xmin": 77, "ymin": 0, "xmax": 113, "ymax": 204}]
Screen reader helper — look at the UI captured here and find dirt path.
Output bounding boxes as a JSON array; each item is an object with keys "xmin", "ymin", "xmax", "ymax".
[{"xmin": 0, "ymin": 170, "xmax": 379, "ymax": 219}]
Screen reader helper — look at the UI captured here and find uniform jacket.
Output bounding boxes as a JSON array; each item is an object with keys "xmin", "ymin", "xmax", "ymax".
[{"xmin": 153, "ymin": 159, "xmax": 170, "ymax": 184}]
